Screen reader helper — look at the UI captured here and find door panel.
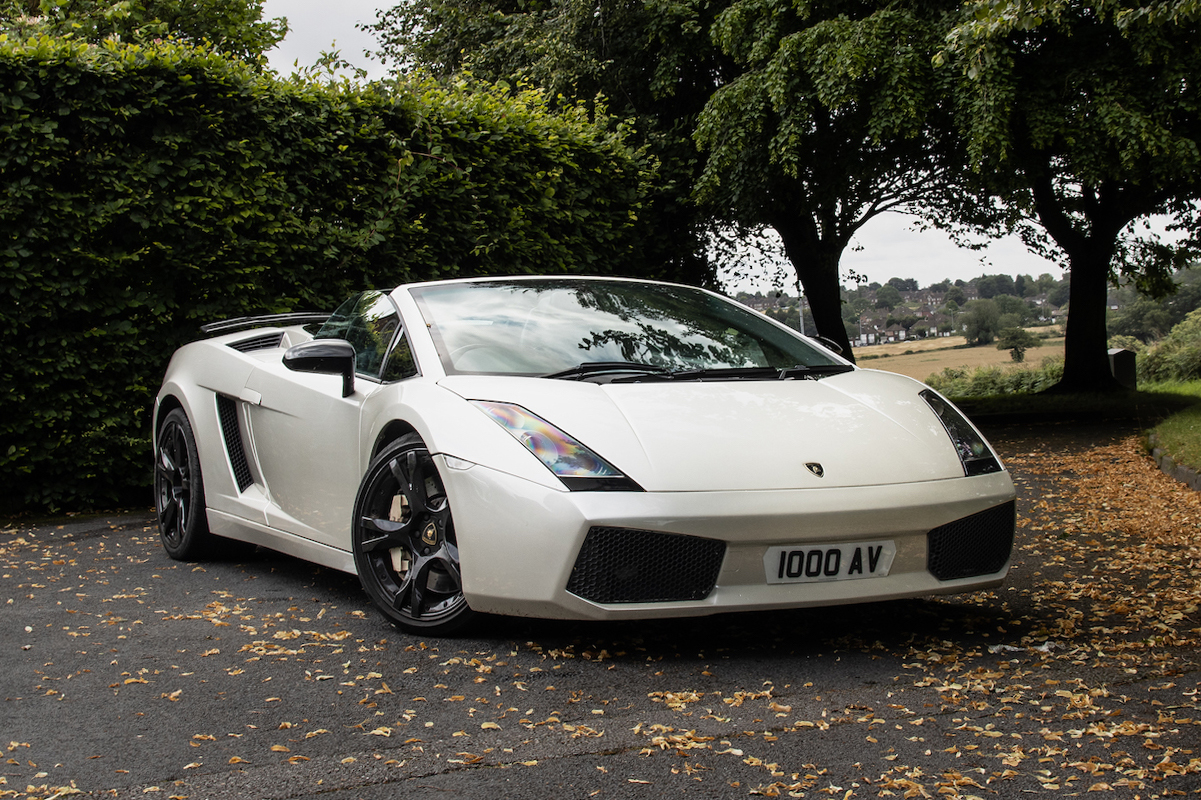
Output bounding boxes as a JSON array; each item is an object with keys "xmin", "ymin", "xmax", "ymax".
[
  {"xmin": 243, "ymin": 291, "xmax": 403, "ymax": 551},
  {"xmin": 245, "ymin": 364, "xmax": 370, "ymax": 550}
]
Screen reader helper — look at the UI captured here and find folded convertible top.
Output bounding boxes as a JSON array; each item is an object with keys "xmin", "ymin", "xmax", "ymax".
[{"xmin": 199, "ymin": 312, "xmax": 330, "ymax": 335}]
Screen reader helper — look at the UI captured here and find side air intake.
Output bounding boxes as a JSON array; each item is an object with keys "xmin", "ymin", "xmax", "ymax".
[
  {"xmin": 216, "ymin": 395, "xmax": 253, "ymax": 492},
  {"xmin": 228, "ymin": 332, "xmax": 284, "ymax": 353}
]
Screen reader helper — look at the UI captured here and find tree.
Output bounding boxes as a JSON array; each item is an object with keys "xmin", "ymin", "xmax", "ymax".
[
  {"xmin": 692, "ymin": 0, "xmax": 992, "ymax": 360},
  {"xmin": 1035, "ymin": 273, "xmax": 1059, "ymax": 294},
  {"xmin": 1110, "ymin": 297, "xmax": 1176, "ymax": 342},
  {"xmin": 875, "ymin": 283, "xmax": 903, "ymax": 310},
  {"xmin": 841, "ymin": 293, "xmax": 873, "ymax": 324},
  {"xmin": 976, "ymin": 273, "xmax": 1016, "ymax": 298},
  {"xmin": 993, "ymin": 294, "xmax": 1032, "ymax": 325},
  {"xmin": 0, "ymin": 0, "xmax": 286, "ymax": 61},
  {"xmin": 940, "ymin": 0, "xmax": 1201, "ymax": 391},
  {"xmin": 1108, "ymin": 268, "xmax": 1201, "ymax": 340},
  {"xmin": 996, "ymin": 327, "xmax": 1041, "ymax": 362},
  {"xmin": 766, "ymin": 303, "xmax": 816, "ymax": 333},
  {"xmin": 961, "ymin": 298, "xmax": 1000, "ymax": 345},
  {"xmin": 888, "ymin": 277, "xmax": 919, "ymax": 292},
  {"xmin": 1048, "ymin": 281, "xmax": 1072, "ymax": 308},
  {"xmin": 944, "ymin": 285, "xmax": 967, "ymax": 306}
]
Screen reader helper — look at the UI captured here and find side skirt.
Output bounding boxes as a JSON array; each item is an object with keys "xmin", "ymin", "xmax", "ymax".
[{"xmin": 207, "ymin": 509, "xmax": 356, "ymax": 575}]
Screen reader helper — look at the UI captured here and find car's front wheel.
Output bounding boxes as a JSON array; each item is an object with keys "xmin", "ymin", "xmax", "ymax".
[
  {"xmin": 155, "ymin": 407, "xmax": 213, "ymax": 560},
  {"xmin": 351, "ymin": 434, "xmax": 475, "ymax": 635}
]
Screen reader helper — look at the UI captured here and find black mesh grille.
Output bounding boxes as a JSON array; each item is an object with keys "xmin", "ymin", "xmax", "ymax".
[
  {"xmin": 927, "ymin": 501, "xmax": 1015, "ymax": 581},
  {"xmin": 566, "ymin": 527, "xmax": 726, "ymax": 604},
  {"xmin": 228, "ymin": 332, "xmax": 284, "ymax": 353},
  {"xmin": 216, "ymin": 395, "xmax": 253, "ymax": 492}
]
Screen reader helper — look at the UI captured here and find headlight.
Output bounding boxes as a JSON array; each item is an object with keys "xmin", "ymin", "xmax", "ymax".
[
  {"xmin": 471, "ymin": 401, "xmax": 642, "ymax": 491},
  {"xmin": 920, "ymin": 390, "xmax": 1002, "ymax": 477}
]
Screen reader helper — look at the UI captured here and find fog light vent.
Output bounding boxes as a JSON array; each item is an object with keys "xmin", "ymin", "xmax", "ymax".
[
  {"xmin": 566, "ymin": 527, "xmax": 725, "ymax": 604},
  {"xmin": 927, "ymin": 501, "xmax": 1015, "ymax": 581}
]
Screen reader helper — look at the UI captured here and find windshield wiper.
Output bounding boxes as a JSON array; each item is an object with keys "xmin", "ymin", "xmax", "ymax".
[
  {"xmin": 777, "ymin": 364, "xmax": 855, "ymax": 379},
  {"xmin": 540, "ymin": 361, "xmax": 671, "ymax": 380},
  {"xmin": 609, "ymin": 364, "xmax": 857, "ymax": 383},
  {"xmin": 665, "ymin": 367, "xmax": 781, "ymax": 381},
  {"xmin": 547, "ymin": 362, "xmax": 857, "ymax": 382}
]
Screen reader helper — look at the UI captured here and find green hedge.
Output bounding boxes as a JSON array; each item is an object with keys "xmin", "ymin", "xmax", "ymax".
[
  {"xmin": 0, "ymin": 37, "xmax": 660, "ymax": 512},
  {"xmin": 1138, "ymin": 310, "xmax": 1201, "ymax": 385},
  {"xmin": 924, "ymin": 357, "xmax": 1066, "ymax": 399}
]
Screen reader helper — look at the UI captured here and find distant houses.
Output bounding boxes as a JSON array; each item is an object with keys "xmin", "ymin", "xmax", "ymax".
[{"xmin": 734, "ymin": 273, "xmax": 1069, "ymax": 345}]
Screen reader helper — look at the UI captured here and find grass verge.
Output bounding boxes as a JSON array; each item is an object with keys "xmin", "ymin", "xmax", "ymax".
[
  {"xmin": 1143, "ymin": 381, "xmax": 1201, "ymax": 471},
  {"xmin": 953, "ymin": 380, "xmax": 1201, "ymax": 473},
  {"xmin": 955, "ymin": 387, "xmax": 1198, "ymax": 425}
]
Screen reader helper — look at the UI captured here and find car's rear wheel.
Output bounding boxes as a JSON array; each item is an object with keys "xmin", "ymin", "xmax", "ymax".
[
  {"xmin": 352, "ymin": 434, "xmax": 475, "ymax": 635},
  {"xmin": 155, "ymin": 407, "xmax": 213, "ymax": 560}
]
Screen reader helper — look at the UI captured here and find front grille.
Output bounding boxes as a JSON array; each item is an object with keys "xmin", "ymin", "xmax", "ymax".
[
  {"xmin": 566, "ymin": 527, "xmax": 725, "ymax": 604},
  {"xmin": 927, "ymin": 501, "xmax": 1015, "ymax": 581},
  {"xmin": 216, "ymin": 395, "xmax": 253, "ymax": 492},
  {"xmin": 228, "ymin": 332, "xmax": 284, "ymax": 353}
]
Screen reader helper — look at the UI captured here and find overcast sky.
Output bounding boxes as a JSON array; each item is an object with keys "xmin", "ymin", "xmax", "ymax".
[{"xmin": 258, "ymin": 1, "xmax": 1063, "ymax": 292}]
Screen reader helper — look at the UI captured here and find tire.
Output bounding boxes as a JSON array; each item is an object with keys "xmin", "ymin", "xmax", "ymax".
[
  {"xmin": 351, "ymin": 434, "xmax": 475, "ymax": 635},
  {"xmin": 155, "ymin": 407, "xmax": 213, "ymax": 560}
]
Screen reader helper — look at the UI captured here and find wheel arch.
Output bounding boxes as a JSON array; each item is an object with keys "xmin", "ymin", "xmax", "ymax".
[
  {"xmin": 154, "ymin": 394, "xmax": 185, "ymax": 441},
  {"xmin": 372, "ymin": 419, "xmax": 420, "ymax": 460}
]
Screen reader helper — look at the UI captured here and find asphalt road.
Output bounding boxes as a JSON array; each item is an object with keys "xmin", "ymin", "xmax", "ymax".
[{"xmin": 4, "ymin": 421, "xmax": 1199, "ymax": 799}]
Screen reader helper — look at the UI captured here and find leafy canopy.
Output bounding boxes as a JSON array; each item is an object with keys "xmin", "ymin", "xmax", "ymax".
[
  {"xmin": 939, "ymin": 0, "xmax": 1201, "ymax": 389},
  {"xmin": 687, "ymin": 0, "xmax": 990, "ymax": 357},
  {"xmin": 0, "ymin": 0, "xmax": 287, "ymax": 61}
]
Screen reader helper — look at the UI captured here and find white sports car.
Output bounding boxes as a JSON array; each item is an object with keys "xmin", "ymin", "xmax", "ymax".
[{"xmin": 154, "ymin": 276, "xmax": 1015, "ymax": 634}]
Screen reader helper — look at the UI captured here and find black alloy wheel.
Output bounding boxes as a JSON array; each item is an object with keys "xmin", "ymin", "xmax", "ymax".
[
  {"xmin": 155, "ymin": 407, "xmax": 212, "ymax": 559},
  {"xmin": 351, "ymin": 434, "xmax": 474, "ymax": 634}
]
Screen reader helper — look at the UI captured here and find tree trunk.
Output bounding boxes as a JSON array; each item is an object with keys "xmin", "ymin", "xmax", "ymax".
[
  {"xmin": 1026, "ymin": 172, "xmax": 1128, "ymax": 394},
  {"xmin": 772, "ymin": 216, "xmax": 855, "ymax": 362},
  {"xmin": 1055, "ymin": 252, "xmax": 1124, "ymax": 393}
]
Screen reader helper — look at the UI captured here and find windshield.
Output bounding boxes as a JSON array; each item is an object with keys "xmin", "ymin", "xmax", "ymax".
[{"xmin": 409, "ymin": 279, "xmax": 846, "ymax": 377}]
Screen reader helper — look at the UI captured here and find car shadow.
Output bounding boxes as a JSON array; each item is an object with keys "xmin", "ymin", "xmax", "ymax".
[{"xmin": 458, "ymin": 595, "xmax": 1021, "ymax": 666}]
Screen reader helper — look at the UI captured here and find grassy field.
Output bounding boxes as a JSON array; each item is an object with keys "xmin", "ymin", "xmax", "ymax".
[{"xmin": 855, "ymin": 334, "xmax": 1066, "ymax": 382}]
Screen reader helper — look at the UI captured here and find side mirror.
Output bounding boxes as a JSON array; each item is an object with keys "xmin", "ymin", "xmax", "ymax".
[{"xmin": 283, "ymin": 339, "xmax": 356, "ymax": 397}]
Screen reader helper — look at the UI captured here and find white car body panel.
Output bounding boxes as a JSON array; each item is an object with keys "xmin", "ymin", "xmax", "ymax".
[
  {"xmin": 437, "ymin": 370, "xmax": 972, "ymax": 491},
  {"xmin": 243, "ymin": 354, "xmax": 374, "ymax": 547},
  {"xmin": 154, "ymin": 276, "xmax": 1017, "ymax": 626},
  {"xmin": 442, "ymin": 459, "xmax": 1013, "ymax": 618}
]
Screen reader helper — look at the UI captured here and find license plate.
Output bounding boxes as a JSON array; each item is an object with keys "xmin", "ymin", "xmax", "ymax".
[{"xmin": 764, "ymin": 541, "xmax": 896, "ymax": 584}]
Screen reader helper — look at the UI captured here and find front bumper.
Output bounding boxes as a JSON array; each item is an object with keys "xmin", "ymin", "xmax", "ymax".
[{"xmin": 439, "ymin": 456, "xmax": 1016, "ymax": 621}]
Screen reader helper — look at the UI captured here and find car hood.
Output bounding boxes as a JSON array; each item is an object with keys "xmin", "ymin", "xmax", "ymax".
[{"xmin": 437, "ymin": 370, "xmax": 973, "ymax": 492}]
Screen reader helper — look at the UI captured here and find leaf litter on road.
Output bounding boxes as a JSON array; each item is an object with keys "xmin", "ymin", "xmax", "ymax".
[{"xmin": 2, "ymin": 429, "xmax": 1198, "ymax": 798}]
